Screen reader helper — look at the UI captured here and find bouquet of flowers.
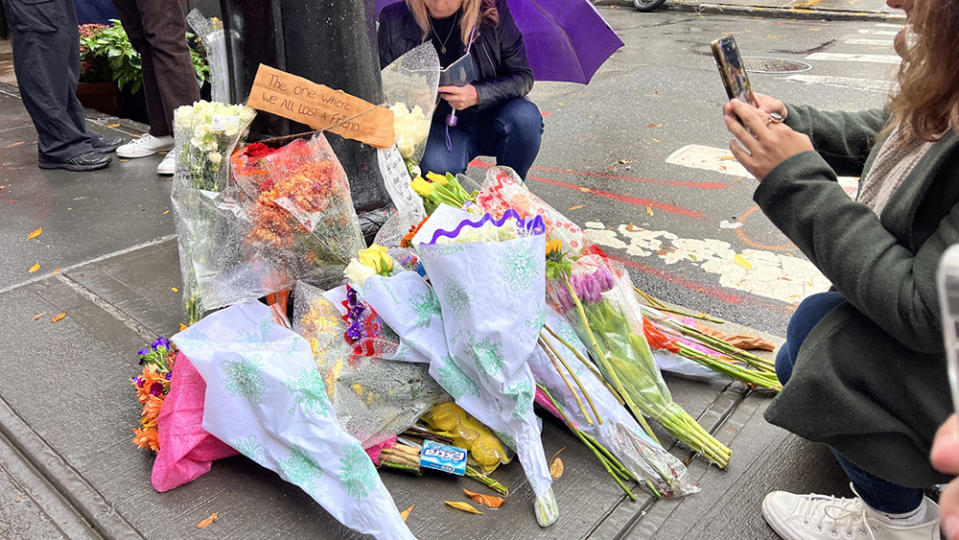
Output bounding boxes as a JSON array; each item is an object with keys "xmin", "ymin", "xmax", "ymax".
[
  {"xmin": 174, "ymin": 301, "xmax": 415, "ymax": 540},
  {"xmin": 173, "ymin": 101, "xmax": 255, "ymax": 191},
  {"xmin": 131, "ymin": 337, "xmax": 177, "ymax": 452},
  {"xmin": 530, "ymin": 308, "xmax": 697, "ymax": 498},
  {"xmin": 548, "ymin": 250, "xmax": 732, "ymax": 467},
  {"xmin": 410, "ymin": 172, "xmax": 477, "ymax": 215},
  {"xmin": 170, "ymin": 101, "xmax": 256, "ymax": 323},
  {"xmin": 244, "ymin": 135, "xmax": 366, "ymax": 290},
  {"xmin": 381, "ymin": 42, "xmax": 440, "ymax": 165},
  {"xmin": 416, "ymin": 210, "xmax": 559, "ymax": 527},
  {"xmin": 293, "ymin": 279, "xmax": 447, "ymax": 449}
]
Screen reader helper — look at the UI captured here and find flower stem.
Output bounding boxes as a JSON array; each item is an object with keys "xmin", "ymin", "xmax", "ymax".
[
  {"xmin": 563, "ymin": 277, "xmax": 661, "ymax": 445},
  {"xmin": 465, "ymin": 466, "xmax": 509, "ymax": 496},
  {"xmin": 538, "ymin": 338, "xmax": 593, "ymax": 425},
  {"xmin": 538, "ymin": 386, "xmax": 637, "ymax": 500},
  {"xmin": 543, "ymin": 324, "xmax": 623, "ymax": 405},
  {"xmin": 540, "ymin": 335, "xmax": 603, "ymax": 425},
  {"xmin": 633, "ymin": 286, "xmax": 724, "ymax": 324}
]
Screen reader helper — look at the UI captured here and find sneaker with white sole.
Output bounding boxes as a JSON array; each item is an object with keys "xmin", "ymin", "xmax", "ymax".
[
  {"xmin": 156, "ymin": 152, "xmax": 175, "ymax": 176},
  {"xmin": 116, "ymin": 134, "xmax": 174, "ymax": 158},
  {"xmin": 762, "ymin": 486, "xmax": 939, "ymax": 540}
]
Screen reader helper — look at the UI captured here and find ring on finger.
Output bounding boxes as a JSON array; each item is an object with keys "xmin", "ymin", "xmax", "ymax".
[{"xmin": 767, "ymin": 112, "xmax": 785, "ymax": 126}]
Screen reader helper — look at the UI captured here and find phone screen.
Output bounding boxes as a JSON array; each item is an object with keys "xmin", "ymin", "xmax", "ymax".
[{"xmin": 712, "ymin": 36, "xmax": 756, "ymax": 106}]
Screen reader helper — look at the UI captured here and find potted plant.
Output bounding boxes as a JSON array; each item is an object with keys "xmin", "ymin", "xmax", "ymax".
[
  {"xmin": 76, "ymin": 19, "xmax": 212, "ymax": 121},
  {"xmin": 77, "ymin": 23, "xmax": 120, "ymax": 116}
]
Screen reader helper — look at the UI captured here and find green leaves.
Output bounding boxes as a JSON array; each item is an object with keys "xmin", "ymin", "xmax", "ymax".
[{"xmin": 77, "ymin": 19, "xmax": 209, "ymax": 94}]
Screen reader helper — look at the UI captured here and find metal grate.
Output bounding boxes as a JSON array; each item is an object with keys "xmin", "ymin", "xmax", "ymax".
[{"xmin": 743, "ymin": 57, "xmax": 812, "ymax": 74}]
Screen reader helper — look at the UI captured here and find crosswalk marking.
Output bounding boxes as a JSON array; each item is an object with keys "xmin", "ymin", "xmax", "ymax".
[
  {"xmin": 805, "ymin": 52, "xmax": 900, "ymax": 64},
  {"xmin": 857, "ymin": 29, "xmax": 898, "ymax": 35},
  {"xmin": 666, "ymin": 145, "xmax": 859, "ymax": 198},
  {"xmin": 785, "ymin": 74, "xmax": 893, "ymax": 93},
  {"xmin": 666, "ymin": 145, "xmax": 752, "ymax": 179},
  {"xmin": 874, "ymin": 23, "xmax": 904, "ymax": 28},
  {"xmin": 844, "ymin": 38, "xmax": 895, "ymax": 46}
]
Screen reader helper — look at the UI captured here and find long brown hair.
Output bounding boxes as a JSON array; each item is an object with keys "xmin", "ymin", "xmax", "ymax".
[
  {"xmin": 406, "ymin": 0, "xmax": 499, "ymax": 47},
  {"xmin": 889, "ymin": 0, "xmax": 959, "ymax": 141}
]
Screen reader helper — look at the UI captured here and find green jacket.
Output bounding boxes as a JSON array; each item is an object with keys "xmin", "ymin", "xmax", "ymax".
[{"xmin": 757, "ymin": 104, "xmax": 959, "ymax": 488}]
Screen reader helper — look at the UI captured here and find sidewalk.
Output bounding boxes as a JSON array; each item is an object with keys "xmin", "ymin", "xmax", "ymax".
[
  {"xmin": 0, "ymin": 84, "xmax": 844, "ymax": 539},
  {"xmin": 599, "ymin": 0, "xmax": 906, "ymax": 22}
]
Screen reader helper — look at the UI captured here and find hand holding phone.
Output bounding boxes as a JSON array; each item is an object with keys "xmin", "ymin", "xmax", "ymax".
[{"xmin": 711, "ymin": 36, "xmax": 757, "ymax": 106}]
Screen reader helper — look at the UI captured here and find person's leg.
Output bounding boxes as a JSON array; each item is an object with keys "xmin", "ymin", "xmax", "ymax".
[
  {"xmin": 7, "ymin": 0, "xmax": 95, "ymax": 161},
  {"xmin": 832, "ymin": 450, "xmax": 924, "ymax": 514},
  {"xmin": 112, "ymin": 0, "xmax": 166, "ymax": 136},
  {"xmin": 419, "ymin": 121, "xmax": 474, "ymax": 176},
  {"xmin": 483, "ymin": 98, "xmax": 543, "ymax": 179},
  {"xmin": 775, "ymin": 291, "xmax": 846, "ymax": 384},
  {"xmin": 132, "ymin": 0, "xmax": 199, "ymax": 137},
  {"xmin": 763, "ymin": 291, "xmax": 937, "ymax": 539}
]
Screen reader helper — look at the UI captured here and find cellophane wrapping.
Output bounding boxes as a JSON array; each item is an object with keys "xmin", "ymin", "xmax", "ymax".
[{"xmin": 293, "ymin": 281, "xmax": 447, "ymax": 449}]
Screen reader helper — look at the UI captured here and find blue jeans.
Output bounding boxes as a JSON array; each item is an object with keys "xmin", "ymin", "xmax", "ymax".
[
  {"xmin": 776, "ymin": 292, "xmax": 924, "ymax": 514},
  {"xmin": 420, "ymin": 98, "xmax": 543, "ymax": 179}
]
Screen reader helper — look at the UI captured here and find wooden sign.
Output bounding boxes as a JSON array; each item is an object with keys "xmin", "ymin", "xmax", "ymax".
[{"xmin": 247, "ymin": 64, "xmax": 395, "ymax": 148}]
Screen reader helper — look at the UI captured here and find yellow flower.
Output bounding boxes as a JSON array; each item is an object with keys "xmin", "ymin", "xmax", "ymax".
[
  {"xmin": 357, "ymin": 244, "xmax": 393, "ymax": 275},
  {"xmin": 546, "ymin": 239, "xmax": 563, "ymax": 256},
  {"xmin": 426, "ymin": 171, "xmax": 448, "ymax": 185},
  {"xmin": 410, "ymin": 176, "xmax": 435, "ymax": 197}
]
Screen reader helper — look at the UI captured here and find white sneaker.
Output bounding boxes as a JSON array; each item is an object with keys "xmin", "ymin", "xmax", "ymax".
[
  {"xmin": 116, "ymin": 134, "xmax": 174, "ymax": 158},
  {"xmin": 762, "ymin": 486, "xmax": 939, "ymax": 540},
  {"xmin": 156, "ymin": 152, "xmax": 175, "ymax": 176}
]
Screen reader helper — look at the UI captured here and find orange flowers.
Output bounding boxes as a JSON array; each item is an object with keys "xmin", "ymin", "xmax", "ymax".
[
  {"xmin": 131, "ymin": 342, "xmax": 177, "ymax": 453},
  {"xmin": 400, "ymin": 217, "xmax": 430, "ymax": 248},
  {"xmin": 247, "ymin": 160, "xmax": 340, "ymax": 251}
]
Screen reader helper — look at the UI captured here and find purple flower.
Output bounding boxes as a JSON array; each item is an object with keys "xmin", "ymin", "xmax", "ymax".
[
  {"xmin": 583, "ymin": 272, "xmax": 603, "ymax": 304},
  {"xmin": 149, "ymin": 382, "xmax": 164, "ymax": 396},
  {"xmin": 137, "ymin": 348, "xmax": 150, "ymax": 356},
  {"xmin": 571, "ymin": 274, "xmax": 586, "ymax": 299},
  {"xmin": 151, "ymin": 336, "xmax": 170, "ymax": 351},
  {"xmin": 595, "ymin": 267, "xmax": 615, "ymax": 293},
  {"xmin": 131, "ymin": 376, "xmax": 143, "ymax": 387},
  {"xmin": 554, "ymin": 283, "xmax": 575, "ymax": 313},
  {"xmin": 349, "ymin": 306, "xmax": 365, "ymax": 321},
  {"xmin": 346, "ymin": 323, "xmax": 363, "ymax": 343},
  {"xmin": 346, "ymin": 286, "xmax": 358, "ymax": 304},
  {"xmin": 164, "ymin": 371, "xmax": 172, "ymax": 380}
]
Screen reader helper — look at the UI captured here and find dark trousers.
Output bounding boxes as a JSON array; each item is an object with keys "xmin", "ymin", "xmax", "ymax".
[
  {"xmin": 776, "ymin": 292, "xmax": 925, "ymax": 514},
  {"xmin": 6, "ymin": 0, "xmax": 96, "ymax": 161},
  {"xmin": 420, "ymin": 98, "xmax": 543, "ymax": 179},
  {"xmin": 112, "ymin": 0, "xmax": 199, "ymax": 137}
]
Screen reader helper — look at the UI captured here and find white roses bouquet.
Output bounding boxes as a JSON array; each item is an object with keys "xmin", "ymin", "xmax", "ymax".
[{"xmin": 173, "ymin": 100, "xmax": 256, "ymax": 191}]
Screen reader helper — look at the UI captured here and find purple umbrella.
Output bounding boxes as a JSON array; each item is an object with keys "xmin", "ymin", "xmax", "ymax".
[{"xmin": 376, "ymin": 0, "xmax": 625, "ymax": 84}]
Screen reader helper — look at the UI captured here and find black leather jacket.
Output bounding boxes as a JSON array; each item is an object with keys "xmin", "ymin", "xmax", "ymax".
[{"xmin": 377, "ymin": 0, "xmax": 534, "ymax": 112}]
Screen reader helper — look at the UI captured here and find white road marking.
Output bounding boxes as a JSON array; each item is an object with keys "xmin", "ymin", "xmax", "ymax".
[
  {"xmin": 583, "ymin": 222, "xmax": 832, "ymax": 305},
  {"xmin": 844, "ymin": 38, "xmax": 895, "ymax": 46},
  {"xmin": 666, "ymin": 144, "xmax": 860, "ymax": 198},
  {"xmin": 857, "ymin": 29, "xmax": 898, "ymax": 35},
  {"xmin": 874, "ymin": 23, "xmax": 904, "ymax": 28},
  {"xmin": 785, "ymin": 74, "xmax": 893, "ymax": 93},
  {"xmin": 805, "ymin": 52, "xmax": 901, "ymax": 64},
  {"xmin": 666, "ymin": 144, "xmax": 752, "ymax": 179}
]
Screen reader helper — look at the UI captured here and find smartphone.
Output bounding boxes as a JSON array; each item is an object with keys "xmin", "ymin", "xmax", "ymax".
[
  {"xmin": 711, "ymin": 36, "xmax": 757, "ymax": 106},
  {"xmin": 937, "ymin": 244, "xmax": 959, "ymax": 412}
]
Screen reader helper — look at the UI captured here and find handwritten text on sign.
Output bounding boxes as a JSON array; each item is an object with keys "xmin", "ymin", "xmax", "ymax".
[{"xmin": 247, "ymin": 64, "xmax": 395, "ymax": 148}]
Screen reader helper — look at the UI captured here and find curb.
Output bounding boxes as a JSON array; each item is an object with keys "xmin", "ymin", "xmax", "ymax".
[{"xmin": 596, "ymin": 0, "xmax": 906, "ymax": 23}]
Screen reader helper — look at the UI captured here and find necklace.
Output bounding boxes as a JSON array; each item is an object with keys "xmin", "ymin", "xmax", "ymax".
[{"xmin": 428, "ymin": 11, "xmax": 459, "ymax": 55}]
